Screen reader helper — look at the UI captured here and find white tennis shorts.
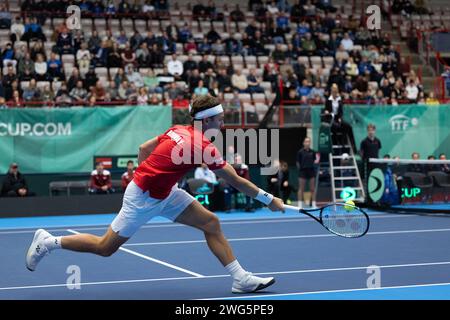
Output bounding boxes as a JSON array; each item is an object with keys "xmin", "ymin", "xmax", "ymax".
[{"xmin": 110, "ymin": 180, "xmax": 195, "ymax": 238}]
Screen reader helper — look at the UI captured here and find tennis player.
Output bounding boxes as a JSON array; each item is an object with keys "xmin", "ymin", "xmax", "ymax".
[{"xmin": 26, "ymin": 95, "xmax": 284, "ymax": 294}]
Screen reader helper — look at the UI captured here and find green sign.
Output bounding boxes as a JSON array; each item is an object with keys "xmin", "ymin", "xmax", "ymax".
[
  {"xmin": 0, "ymin": 106, "xmax": 172, "ymax": 173},
  {"xmin": 401, "ymin": 187, "xmax": 421, "ymax": 198},
  {"xmin": 312, "ymin": 105, "xmax": 450, "ymax": 158},
  {"xmin": 195, "ymin": 194, "xmax": 210, "ymax": 205},
  {"xmin": 340, "ymin": 187, "xmax": 356, "ymax": 201},
  {"xmin": 368, "ymin": 168, "xmax": 385, "ymax": 202}
]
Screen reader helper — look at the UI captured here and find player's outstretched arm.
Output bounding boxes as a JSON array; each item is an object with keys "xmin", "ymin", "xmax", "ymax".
[
  {"xmin": 214, "ymin": 163, "xmax": 285, "ymax": 212},
  {"xmin": 138, "ymin": 137, "xmax": 159, "ymax": 164}
]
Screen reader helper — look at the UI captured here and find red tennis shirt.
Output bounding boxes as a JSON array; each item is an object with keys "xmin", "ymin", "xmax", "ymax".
[{"xmin": 133, "ymin": 125, "xmax": 226, "ymax": 199}]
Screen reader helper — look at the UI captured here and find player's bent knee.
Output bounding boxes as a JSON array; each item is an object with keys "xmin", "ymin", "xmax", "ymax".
[
  {"xmin": 97, "ymin": 244, "xmax": 119, "ymax": 257},
  {"xmin": 203, "ymin": 214, "xmax": 221, "ymax": 235}
]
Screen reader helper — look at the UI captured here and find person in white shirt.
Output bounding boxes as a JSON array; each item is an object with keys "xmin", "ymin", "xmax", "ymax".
[
  {"xmin": 76, "ymin": 42, "xmax": 91, "ymax": 77},
  {"xmin": 405, "ymin": 80, "xmax": 419, "ymax": 102},
  {"xmin": 10, "ymin": 16, "xmax": 25, "ymax": 42},
  {"xmin": 34, "ymin": 53, "xmax": 47, "ymax": 80},
  {"xmin": 167, "ymin": 54, "xmax": 184, "ymax": 77},
  {"xmin": 194, "ymin": 163, "xmax": 218, "ymax": 184},
  {"xmin": 340, "ymin": 33, "xmax": 354, "ymax": 51}
]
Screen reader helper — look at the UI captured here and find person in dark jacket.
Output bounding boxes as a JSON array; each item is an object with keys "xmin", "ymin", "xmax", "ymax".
[
  {"xmin": 322, "ymin": 83, "xmax": 357, "ymax": 152},
  {"xmin": 1, "ymin": 163, "xmax": 35, "ymax": 197}
]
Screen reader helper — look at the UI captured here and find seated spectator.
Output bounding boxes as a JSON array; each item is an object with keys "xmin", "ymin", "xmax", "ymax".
[
  {"xmin": 21, "ymin": 17, "xmax": 46, "ymax": 42},
  {"xmin": 345, "ymin": 57, "xmax": 359, "ymax": 78},
  {"xmin": 231, "ymin": 69, "xmax": 248, "ymax": 93},
  {"xmin": 9, "ymin": 89, "xmax": 23, "ymax": 107},
  {"xmin": 1, "ymin": 163, "xmax": 35, "ymax": 197},
  {"xmin": 425, "ymin": 92, "xmax": 439, "ymax": 105},
  {"xmin": 106, "ymin": 80, "xmax": 119, "ymax": 101},
  {"xmin": 70, "ymin": 80, "xmax": 88, "ymax": 103},
  {"xmin": 167, "ymin": 54, "xmax": 184, "ymax": 78},
  {"xmin": 18, "ymin": 52, "xmax": 35, "ymax": 78},
  {"xmin": 340, "ymin": 32, "xmax": 354, "ymax": 51},
  {"xmin": 142, "ymin": 69, "xmax": 161, "ymax": 94},
  {"xmin": 246, "ymin": 68, "xmax": 264, "ymax": 94},
  {"xmin": 137, "ymin": 87, "xmax": 149, "ymax": 105},
  {"xmin": 126, "ymin": 66, "xmax": 144, "ymax": 88},
  {"xmin": 41, "ymin": 84, "xmax": 55, "ymax": 103},
  {"xmin": 91, "ymin": 80, "xmax": 106, "ymax": 101},
  {"xmin": 407, "ymin": 152, "xmax": 423, "ymax": 173},
  {"xmin": 88, "ymin": 30, "xmax": 102, "ymax": 53},
  {"xmin": 121, "ymin": 42, "xmax": 136, "ymax": 68},
  {"xmin": 439, "ymin": 154, "xmax": 450, "ymax": 173},
  {"xmin": 217, "ymin": 68, "xmax": 232, "ymax": 93},
  {"xmin": 405, "ymin": 79, "xmax": 419, "ymax": 103},
  {"xmin": 198, "ymin": 38, "xmax": 212, "ymax": 55},
  {"xmin": 211, "ymin": 39, "xmax": 225, "ymax": 55},
  {"xmin": 194, "ymin": 80, "xmax": 209, "ymax": 96},
  {"xmin": 10, "ymin": 16, "xmax": 25, "ymax": 44},
  {"xmin": 308, "ymin": 81, "xmax": 325, "ymax": 101},
  {"xmin": 1, "ymin": 42, "xmax": 16, "ymax": 68},
  {"xmin": 23, "ymin": 79, "xmax": 41, "ymax": 102},
  {"xmin": 56, "ymin": 29, "xmax": 74, "ymax": 54},
  {"xmin": 55, "ymin": 83, "xmax": 73, "ymax": 106},
  {"xmin": 150, "ymin": 43, "xmax": 165, "ymax": 68},
  {"xmin": 136, "ymin": 42, "xmax": 151, "ymax": 67},
  {"xmin": 302, "ymin": 32, "xmax": 317, "ymax": 56},
  {"xmin": 121, "ymin": 160, "xmax": 135, "ymax": 190},
  {"xmin": 47, "ymin": 52, "xmax": 63, "ymax": 80},
  {"xmin": 89, "ymin": 162, "xmax": 114, "ymax": 194},
  {"xmin": 76, "ymin": 42, "xmax": 91, "ymax": 77},
  {"xmin": 116, "ymin": 29, "xmax": 129, "ymax": 48},
  {"xmin": 198, "ymin": 55, "xmax": 214, "ymax": 74},
  {"xmin": 297, "ymin": 79, "xmax": 311, "ymax": 98},
  {"xmin": 194, "ymin": 163, "xmax": 218, "ymax": 184}
]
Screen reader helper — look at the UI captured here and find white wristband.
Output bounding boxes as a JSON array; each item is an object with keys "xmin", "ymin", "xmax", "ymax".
[{"xmin": 255, "ymin": 189, "xmax": 274, "ymax": 205}]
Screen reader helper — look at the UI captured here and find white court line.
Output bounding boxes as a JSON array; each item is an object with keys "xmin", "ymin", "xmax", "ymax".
[
  {"xmin": 2, "ymin": 260, "xmax": 450, "ymax": 291},
  {"xmin": 123, "ymin": 228, "xmax": 450, "ymax": 246},
  {"xmin": 203, "ymin": 281, "xmax": 450, "ymax": 300},
  {"xmin": 0, "ymin": 214, "xmax": 423, "ymax": 235},
  {"xmin": 66, "ymin": 229, "xmax": 204, "ymax": 278}
]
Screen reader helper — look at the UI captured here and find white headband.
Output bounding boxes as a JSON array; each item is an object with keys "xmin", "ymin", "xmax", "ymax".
[{"xmin": 191, "ymin": 104, "xmax": 224, "ymax": 120}]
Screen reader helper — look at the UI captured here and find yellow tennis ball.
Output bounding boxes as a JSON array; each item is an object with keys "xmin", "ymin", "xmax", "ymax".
[{"xmin": 344, "ymin": 200, "xmax": 355, "ymax": 211}]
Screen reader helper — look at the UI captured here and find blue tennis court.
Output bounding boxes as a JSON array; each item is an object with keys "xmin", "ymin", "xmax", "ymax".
[{"xmin": 1, "ymin": 207, "xmax": 450, "ymax": 300}]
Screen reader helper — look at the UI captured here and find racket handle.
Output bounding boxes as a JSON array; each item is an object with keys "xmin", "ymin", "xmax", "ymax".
[{"xmin": 284, "ymin": 205, "xmax": 301, "ymax": 213}]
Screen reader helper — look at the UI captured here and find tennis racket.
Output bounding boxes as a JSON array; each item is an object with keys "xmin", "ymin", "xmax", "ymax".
[{"xmin": 284, "ymin": 203, "xmax": 370, "ymax": 238}]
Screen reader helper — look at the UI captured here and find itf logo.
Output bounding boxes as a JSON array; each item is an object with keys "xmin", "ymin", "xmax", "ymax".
[{"xmin": 388, "ymin": 115, "xmax": 419, "ymax": 132}]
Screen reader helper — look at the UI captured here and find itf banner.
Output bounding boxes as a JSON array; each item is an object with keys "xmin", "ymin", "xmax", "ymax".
[
  {"xmin": 312, "ymin": 104, "xmax": 450, "ymax": 158},
  {"xmin": 0, "ymin": 106, "xmax": 172, "ymax": 173}
]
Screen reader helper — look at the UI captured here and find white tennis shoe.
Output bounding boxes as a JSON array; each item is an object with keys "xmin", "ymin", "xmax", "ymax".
[
  {"xmin": 232, "ymin": 272, "xmax": 275, "ymax": 293},
  {"xmin": 26, "ymin": 229, "xmax": 51, "ymax": 271}
]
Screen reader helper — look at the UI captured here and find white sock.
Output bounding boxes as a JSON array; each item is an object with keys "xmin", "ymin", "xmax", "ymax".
[
  {"xmin": 299, "ymin": 201, "xmax": 303, "ymax": 208},
  {"xmin": 44, "ymin": 236, "xmax": 62, "ymax": 251},
  {"xmin": 312, "ymin": 201, "xmax": 317, "ymax": 207},
  {"xmin": 225, "ymin": 260, "xmax": 247, "ymax": 280}
]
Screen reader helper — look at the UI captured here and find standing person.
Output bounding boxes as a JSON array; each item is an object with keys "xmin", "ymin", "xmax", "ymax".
[
  {"xmin": 121, "ymin": 160, "xmax": 135, "ymax": 190},
  {"xmin": 359, "ymin": 123, "xmax": 382, "ymax": 180},
  {"xmin": 297, "ymin": 137, "xmax": 319, "ymax": 208},
  {"xmin": 26, "ymin": 95, "xmax": 284, "ymax": 294},
  {"xmin": 224, "ymin": 154, "xmax": 254, "ymax": 212},
  {"xmin": 1, "ymin": 163, "xmax": 35, "ymax": 197}
]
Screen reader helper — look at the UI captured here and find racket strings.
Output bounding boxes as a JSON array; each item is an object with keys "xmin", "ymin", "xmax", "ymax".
[{"xmin": 321, "ymin": 204, "xmax": 369, "ymax": 237}]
